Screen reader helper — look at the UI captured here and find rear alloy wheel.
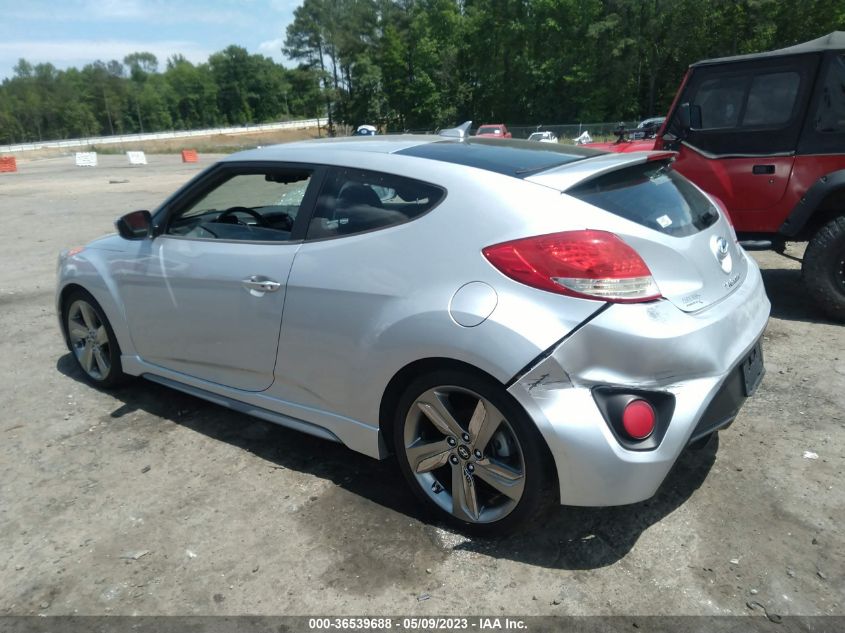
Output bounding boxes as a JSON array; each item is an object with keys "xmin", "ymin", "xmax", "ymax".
[
  {"xmin": 803, "ymin": 215, "xmax": 845, "ymax": 322},
  {"xmin": 64, "ymin": 290, "xmax": 127, "ymax": 388},
  {"xmin": 394, "ymin": 370, "xmax": 555, "ymax": 536}
]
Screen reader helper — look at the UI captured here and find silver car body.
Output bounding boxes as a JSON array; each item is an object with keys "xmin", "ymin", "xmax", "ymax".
[{"xmin": 56, "ymin": 136, "xmax": 770, "ymax": 507}]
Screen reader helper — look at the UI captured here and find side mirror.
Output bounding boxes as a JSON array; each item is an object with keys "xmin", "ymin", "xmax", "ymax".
[
  {"xmin": 678, "ymin": 102, "xmax": 703, "ymax": 131},
  {"xmin": 115, "ymin": 210, "xmax": 152, "ymax": 240}
]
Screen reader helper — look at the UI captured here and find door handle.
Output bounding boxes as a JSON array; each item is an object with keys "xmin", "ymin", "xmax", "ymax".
[
  {"xmin": 752, "ymin": 164, "xmax": 775, "ymax": 175},
  {"xmin": 242, "ymin": 276, "xmax": 281, "ymax": 293}
]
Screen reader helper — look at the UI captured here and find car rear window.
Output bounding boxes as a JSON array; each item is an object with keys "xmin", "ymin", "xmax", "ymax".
[
  {"xmin": 396, "ymin": 139, "xmax": 599, "ymax": 178},
  {"xmin": 566, "ymin": 161, "xmax": 719, "ymax": 237}
]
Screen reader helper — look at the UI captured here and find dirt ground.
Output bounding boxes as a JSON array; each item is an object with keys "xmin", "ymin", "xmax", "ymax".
[{"xmin": 0, "ymin": 154, "xmax": 843, "ymax": 617}]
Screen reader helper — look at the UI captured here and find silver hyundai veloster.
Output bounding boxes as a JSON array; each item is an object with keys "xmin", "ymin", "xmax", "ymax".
[{"xmin": 57, "ymin": 127, "xmax": 770, "ymax": 534}]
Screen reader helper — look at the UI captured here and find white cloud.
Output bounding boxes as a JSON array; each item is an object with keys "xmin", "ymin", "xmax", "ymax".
[
  {"xmin": 258, "ymin": 37, "xmax": 285, "ymax": 55},
  {"xmin": 269, "ymin": 0, "xmax": 300, "ymax": 13},
  {"xmin": 85, "ymin": 0, "xmax": 148, "ymax": 20},
  {"xmin": 4, "ymin": 1, "xmax": 251, "ymax": 26}
]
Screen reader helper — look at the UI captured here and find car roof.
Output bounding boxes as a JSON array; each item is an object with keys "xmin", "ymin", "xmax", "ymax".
[
  {"xmin": 692, "ymin": 31, "xmax": 844, "ymax": 67},
  {"xmin": 222, "ymin": 134, "xmax": 441, "ymax": 160},
  {"xmin": 223, "ymin": 135, "xmax": 604, "ymax": 179}
]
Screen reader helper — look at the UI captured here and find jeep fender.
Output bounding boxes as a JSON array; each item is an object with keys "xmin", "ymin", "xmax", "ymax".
[{"xmin": 781, "ymin": 169, "xmax": 845, "ymax": 237}]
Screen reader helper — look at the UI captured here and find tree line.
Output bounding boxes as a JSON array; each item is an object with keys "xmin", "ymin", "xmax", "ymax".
[
  {"xmin": 1, "ymin": 0, "xmax": 842, "ymax": 145},
  {"xmin": 0, "ymin": 48, "xmax": 324, "ymax": 144}
]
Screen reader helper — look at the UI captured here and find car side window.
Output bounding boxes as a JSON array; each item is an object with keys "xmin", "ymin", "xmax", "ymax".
[
  {"xmin": 695, "ymin": 76, "xmax": 747, "ymax": 129},
  {"xmin": 306, "ymin": 168, "xmax": 444, "ymax": 240},
  {"xmin": 166, "ymin": 169, "xmax": 313, "ymax": 242},
  {"xmin": 815, "ymin": 54, "xmax": 845, "ymax": 133},
  {"xmin": 742, "ymin": 71, "xmax": 800, "ymax": 127},
  {"xmin": 694, "ymin": 71, "xmax": 800, "ymax": 131}
]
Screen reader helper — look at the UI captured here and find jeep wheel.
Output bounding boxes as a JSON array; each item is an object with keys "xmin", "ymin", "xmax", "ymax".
[{"xmin": 803, "ymin": 216, "xmax": 845, "ymax": 322}]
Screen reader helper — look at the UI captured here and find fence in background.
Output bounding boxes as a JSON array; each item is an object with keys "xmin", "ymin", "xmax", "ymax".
[
  {"xmin": 391, "ymin": 121, "xmax": 640, "ymax": 142},
  {"xmin": 2, "ymin": 118, "xmax": 645, "ymax": 154},
  {"xmin": 507, "ymin": 122, "xmax": 639, "ymax": 140},
  {"xmin": 0, "ymin": 118, "xmax": 325, "ymax": 154}
]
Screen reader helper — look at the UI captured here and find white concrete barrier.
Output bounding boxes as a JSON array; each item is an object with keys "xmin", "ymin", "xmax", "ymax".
[
  {"xmin": 75, "ymin": 152, "xmax": 98, "ymax": 167},
  {"xmin": 1, "ymin": 118, "xmax": 325, "ymax": 153},
  {"xmin": 126, "ymin": 151, "xmax": 147, "ymax": 165}
]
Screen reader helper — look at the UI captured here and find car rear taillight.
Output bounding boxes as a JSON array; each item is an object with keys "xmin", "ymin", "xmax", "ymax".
[{"xmin": 482, "ymin": 230, "xmax": 661, "ymax": 303}]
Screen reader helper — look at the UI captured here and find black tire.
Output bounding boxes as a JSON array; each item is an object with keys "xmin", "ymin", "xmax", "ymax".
[
  {"xmin": 802, "ymin": 215, "xmax": 845, "ymax": 322},
  {"xmin": 393, "ymin": 368, "xmax": 557, "ymax": 537},
  {"xmin": 62, "ymin": 288, "xmax": 128, "ymax": 389}
]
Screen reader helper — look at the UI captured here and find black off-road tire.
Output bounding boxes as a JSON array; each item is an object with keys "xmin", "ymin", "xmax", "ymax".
[{"xmin": 802, "ymin": 215, "xmax": 845, "ymax": 322}]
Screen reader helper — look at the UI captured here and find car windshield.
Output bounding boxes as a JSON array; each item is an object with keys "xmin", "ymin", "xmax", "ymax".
[
  {"xmin": 477, "ymin": 127, "xmax": 501, "ymax": 135},
  {"xmin": 397, "ymin": 138, "xmax": 600, "ymax": 178}
]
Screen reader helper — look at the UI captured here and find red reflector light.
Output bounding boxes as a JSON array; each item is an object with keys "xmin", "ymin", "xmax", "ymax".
[
  {"xmin": 482, "ymin": 230, "xmax": 661, "ymax": 303},
  {"xmin": 622, "ymin": 400, "xmax": 656, "ymax": 440}
]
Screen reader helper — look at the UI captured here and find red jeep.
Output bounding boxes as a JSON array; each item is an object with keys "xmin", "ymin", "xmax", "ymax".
[
  {"xmin": 475, "ymin": 124, "xmax": 512, "ymax": 138},
  {"xmin": 594, "ymin": 32, "xmax": 845, "ymax": 320}
]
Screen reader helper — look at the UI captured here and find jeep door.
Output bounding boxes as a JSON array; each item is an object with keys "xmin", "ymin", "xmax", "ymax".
[{"xmin": 666, "ymin": 55, "xmax": 820, "ymax": 232}]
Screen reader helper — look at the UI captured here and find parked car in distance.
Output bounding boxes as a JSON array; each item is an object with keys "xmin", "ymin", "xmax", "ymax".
[
  {"xmin": 593, "ymin": 31, "xmax": 845, "ymax": 320},
  {"xmin": 527, "ymin": 131, "xmax": 559, "ymax": 143},
  {"xmin": 630, "ymin": 116, "xmax": 666, "ymax": 139},
  {"xmin": 475, "ymin": 123, "xmax": 512, "ymax": 138},
  {"xmin": 353, "ymin": 124, "xmax": 378, "ymax": 136},
  {"xmin": 57, "ymin": 133, "xmax": 770, "ymax": 535}
]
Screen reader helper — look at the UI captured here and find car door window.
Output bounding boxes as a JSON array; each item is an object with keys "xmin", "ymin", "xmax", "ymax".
[
  {"xmin": 694, "ymin": 71, "xmax": 801, "ymax": 131},
  {"xmin": 675, "ymin": 55, "xmax": 818, "ymax": 156},
  {"xmin": 742, "ymin": 71, "xmax": 800, "ymax": 127},
  {"xmin": 306, "ymin": 168, "xmax": 444, "ymax": 240},
  {"xmin": 166, "ymin": 169, "xmax": 313, "ymax": 242},
  {"xmin": 815, "ymin": 54, "xmax": 845, "ymax": 133},
  {"xmin": 696, "ymin": 75, "xmax": 747, "ymax": 129}
]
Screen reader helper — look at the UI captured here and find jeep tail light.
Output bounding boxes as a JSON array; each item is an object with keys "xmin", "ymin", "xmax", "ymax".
[{"xmin": 482, "ymin": 230, "xmax": 661, "ymax": 303}]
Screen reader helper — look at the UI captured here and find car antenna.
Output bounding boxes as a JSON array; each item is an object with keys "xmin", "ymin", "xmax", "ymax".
[{"xmin": 439, "ymin": 121, "xmax": 472, "ymax": 140}]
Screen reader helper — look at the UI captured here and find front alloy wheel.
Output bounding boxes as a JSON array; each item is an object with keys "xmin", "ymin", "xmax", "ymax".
[
  {"xmin": 395, "ymin": 370, "xmax": 555, "ymax": 535},
  {"xmin": 63, "ymin": 289, "xmax": 126, "ymax": 388}
]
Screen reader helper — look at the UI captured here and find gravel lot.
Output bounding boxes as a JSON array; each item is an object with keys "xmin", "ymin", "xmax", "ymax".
[{"xmin": 0, "ymin": 154, "xmax": 843, "ymax": 617}]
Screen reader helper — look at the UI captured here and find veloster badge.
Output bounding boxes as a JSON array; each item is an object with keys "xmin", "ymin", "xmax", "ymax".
[{"xmin": 711, "ymin": 235, "xmax": 733, "ymax": 274}]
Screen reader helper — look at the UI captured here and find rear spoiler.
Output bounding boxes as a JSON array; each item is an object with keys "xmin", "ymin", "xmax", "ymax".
[{"xmin": 524, "ymin": 151, "xmax": 677, "ymax": 192}]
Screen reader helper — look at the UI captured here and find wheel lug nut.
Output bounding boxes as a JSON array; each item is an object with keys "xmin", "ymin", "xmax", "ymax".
[
  {"xmin": 447, "ymin": 437, "xmax": 456, "ymax": 446},
  {"xmin": 449, "ymin": 455, "xmax": 459, "ymax": 465},
  {"xmin": 467, "ymin": 464, "xmax": 474, "ymax": 472},
  {"xmin": 461, "ymin": 433, "xmax": 470, "ymax": 442},
  {"xmin": 474, "ymin": 449, "xmax": 482, "ymax": 459}
]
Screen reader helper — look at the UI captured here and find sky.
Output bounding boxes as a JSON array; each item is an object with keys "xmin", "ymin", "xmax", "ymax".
[{"xmin": 0, "ymin": 0, "xmax": 300, "ymax": 81}]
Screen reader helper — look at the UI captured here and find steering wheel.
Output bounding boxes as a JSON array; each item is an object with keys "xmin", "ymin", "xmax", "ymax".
[{"xmin": 215, "ymin": 206, "xmax": 270, "ymax": 228}]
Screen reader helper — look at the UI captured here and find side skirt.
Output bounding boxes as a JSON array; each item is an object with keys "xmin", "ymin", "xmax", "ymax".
[
  {"xmin": 143, "ymin": 373, "xmax": 343, "ymax": 445},
  {"xmin": 121, "ymin": 354, "xmax": 384, "ymax": 459}
]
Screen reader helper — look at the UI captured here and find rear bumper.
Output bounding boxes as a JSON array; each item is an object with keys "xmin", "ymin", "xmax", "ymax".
[{"xmin": 508, "ymin": 255, "xmax": 770, "ymax": 507}]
